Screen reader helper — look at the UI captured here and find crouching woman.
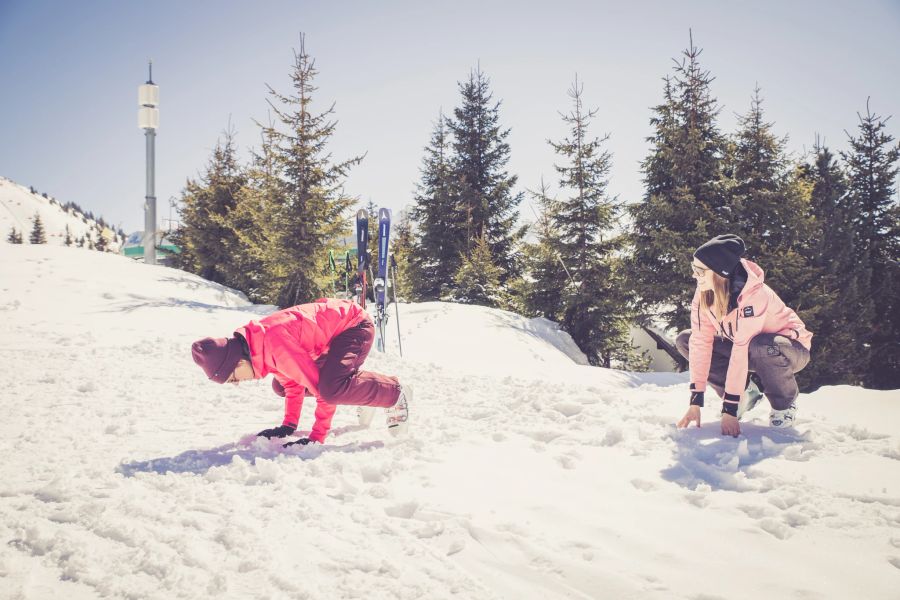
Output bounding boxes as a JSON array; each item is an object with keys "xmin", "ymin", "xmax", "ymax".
[
  {"xmin": 191, "ymin": 298, "xmax": 410, "ymax": 444},
  {"xmin": 676, "ymin": 235, "xmax": 812, "ymax": 437}
]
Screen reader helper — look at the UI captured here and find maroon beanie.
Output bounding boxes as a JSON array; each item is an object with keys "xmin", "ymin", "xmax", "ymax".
[{"xmin": 191, "ymin": 336, "xmax": 245, "ymax": 384}]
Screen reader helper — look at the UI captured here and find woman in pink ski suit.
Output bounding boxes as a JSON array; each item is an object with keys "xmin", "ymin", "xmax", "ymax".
[
  {"xmin": 191, "ymin": 298, "xmax": 410, "ymax": 444},
  {"xmin": 675, "ymin": 235, "xmax": 812, "ymax": 437}
]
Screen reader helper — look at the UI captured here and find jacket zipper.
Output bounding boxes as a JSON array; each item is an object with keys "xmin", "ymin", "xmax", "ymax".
[{"xmin": 709, "ymin": 308, "xmax": 729, "ymax": 340}]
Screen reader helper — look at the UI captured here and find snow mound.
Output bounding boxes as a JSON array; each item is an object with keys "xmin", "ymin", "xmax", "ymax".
[{"xmin": 385, "ymin": 301, "xmax": 588, "ymax": 374}]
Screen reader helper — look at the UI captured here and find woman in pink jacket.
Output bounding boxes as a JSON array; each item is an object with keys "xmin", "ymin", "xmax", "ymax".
[
  {"xmin": 191, "ymin": 298, "xmax": 410, "ymax": 445},
  {"xmin": 675, "ymin": 235, "xmax": 812, "ymax": 437}
]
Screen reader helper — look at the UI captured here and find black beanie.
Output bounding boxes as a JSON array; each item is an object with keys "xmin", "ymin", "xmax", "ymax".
[{"xmin": 693, "ymin": 234, "xmax": 745, "ymax": 277}]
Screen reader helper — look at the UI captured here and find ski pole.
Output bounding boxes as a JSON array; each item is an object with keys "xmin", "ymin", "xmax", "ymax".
[
  {"xmin": 328, "ymin": 250, "xmax": 336, "ymax": 297},
  {"xmin": 344, "ymin": 251, "xmax": 351, "ymax": 298},
  {"xmin": 390, "ymin": 254, "xmax": 403, "ymax": 357}
]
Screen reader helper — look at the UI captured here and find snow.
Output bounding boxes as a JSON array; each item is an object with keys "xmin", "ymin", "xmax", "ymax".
[
  {"xmin": 2, "ymin": 243, "xmax": 899, "ymax": 600},
  {"xmin": 395, "ymin": 302, "xmax": 590, "ymax": 374},
  {"xmin": 0, "ymin": 176, "xmax": 121, "ymax": 250}
]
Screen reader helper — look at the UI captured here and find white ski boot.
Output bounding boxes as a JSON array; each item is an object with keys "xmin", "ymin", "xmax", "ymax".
[
  {"xmin": 769, "ymin": 404, "xmax": 797, "ymax": 428},
  {"xmin": 385, "ymin": 384, "xmax": 411, "ymax": 437},
  {"xmin": 357, "ymin": 406, "xmax": 376, "ymax": 428}
]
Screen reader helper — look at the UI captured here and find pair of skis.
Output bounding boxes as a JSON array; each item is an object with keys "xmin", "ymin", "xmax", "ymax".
[{"xmin": 355, "ymin": 208, "xmax": 402, "ymax": 355}]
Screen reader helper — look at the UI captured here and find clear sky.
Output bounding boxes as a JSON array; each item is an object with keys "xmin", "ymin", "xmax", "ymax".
[{"xmin": 1, "ymin": 0, "xmax": 898, "ymax": 233}]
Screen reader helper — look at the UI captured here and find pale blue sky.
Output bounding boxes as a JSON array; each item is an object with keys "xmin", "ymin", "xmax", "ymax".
[{"xmin": 1, "ymin": 0, "xmax": 898, "ymax": 233}]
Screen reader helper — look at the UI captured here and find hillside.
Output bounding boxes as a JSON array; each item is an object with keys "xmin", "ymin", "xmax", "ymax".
[{"xmin": 0, "ymin": 176, "xmax": 123, "ymax": 250}]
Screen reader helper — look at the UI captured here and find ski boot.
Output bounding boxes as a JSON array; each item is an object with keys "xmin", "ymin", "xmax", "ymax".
[
  {"xmin": 385, "ymin": 384, "xmax": 411, "ymax": 437},
  {"xmin": 769, "ymin": 403, "xmax": 797, "ymax": 428}
]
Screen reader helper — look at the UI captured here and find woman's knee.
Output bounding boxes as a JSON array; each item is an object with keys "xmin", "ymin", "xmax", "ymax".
[
  {"xmin": 750, "ymin": 336, "xmax": 786, "ymax": 365},
  {"xmin": 750, "ymin": 335, "xmax": 810, "ymax": 376},
  {"xmin": 780, "ymin": 337, "xmax": 811, "ymax": 373},
  {"xmin": 318, "ymin": 377, "xmax": 348, "ymax": 403}
]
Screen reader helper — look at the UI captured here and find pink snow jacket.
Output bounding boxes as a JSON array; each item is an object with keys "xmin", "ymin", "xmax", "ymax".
[
  {"xmin": 235, "ymin": 298, "xmax": 368, "ymax": 443},
  {"xmin": 689, "ymin": 258, "xmax": 812, "ymax": 401}
]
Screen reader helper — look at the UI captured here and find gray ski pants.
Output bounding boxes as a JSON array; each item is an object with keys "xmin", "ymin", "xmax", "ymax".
[{"xmin": 675, "ymin": 330, "xmax": 811, "ymax": 410}]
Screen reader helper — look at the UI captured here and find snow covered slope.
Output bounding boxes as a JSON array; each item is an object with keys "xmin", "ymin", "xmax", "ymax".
[
  {"xmin": 0, "ymin": 176, "xmax": 122, "ymax": 249},
  {"xmin": 1, "ymin": 244, "xmax": 899, "ymax": 600},
  {"xmin": 385, "ymin": 301, "xmax": 590, "ymax": 372}
]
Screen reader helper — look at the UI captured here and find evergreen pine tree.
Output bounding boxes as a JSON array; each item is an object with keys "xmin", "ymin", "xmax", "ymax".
[
  {"xmin": 409, "ymin": 111, "xmax": 461, "ymax": 300},
  {"xmin": 797, "ymin": 142, "xmax": 866, "ymax": 388},
  {"xmin": 447, "ymin": 67, "xmax": 525, "ymax": 295},
  {"xmin": 731, "ymin": 88, "xmax": 793, "ymax": 248},
  {"xmin": 389, "ymin": 211, "xmax": 415, "ymax": 301},
  {"xmin": 626, "ymin": 35, "xmax": 729, "ymax": 330},
  {"xmin": 522, "ymin": 178, "xmax": 567, "ymax": 321},
  {"xmin": 454, "ymin": 233, "xmax": 507, "ymax": 307},
  {"xmin": 64, "ymin": 225, "xmax": 73, "ymax": 246},
  {"xmin": 841, "ymin": 102, "xmax": 900, "ymax": 389},
  {"xmin": 7, "ymin": 227, "xmax": 23, "ymax": 244},
  {"xmin": 94, "ymin": 225, "xmax": 109, "ymax": 252},
  {"xmin": 729, "ymin": 87, "xmax": 820, "ymax": 332},
  {"xmin": 226, "ymin": 120, "xmax": 283, "ymax": 302},
  {"xmin": 261, "ymin": 35, "xmax": 363, "ymax": 307},
  {"xmin": 29, "ymin": 213, "xmax": 47, "ymax": 244},
  {"xmin": 168, "ymin": 125, "xmax": 246, "ymax": 285},
  {"xmin": 548, "ymin": 77, "xmax": 639, "ymax": 367}
]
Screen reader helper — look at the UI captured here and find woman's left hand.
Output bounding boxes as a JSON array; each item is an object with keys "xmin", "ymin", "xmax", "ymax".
[
  {"xmin": 720, "ymin": 414, "xmax": 741, "ymax": 437},
  {"xmin": 283, "ymin": 437, "xmax": 319, "ymax": 448}
]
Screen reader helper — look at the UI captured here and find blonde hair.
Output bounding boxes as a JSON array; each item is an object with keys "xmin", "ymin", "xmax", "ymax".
[{"xmin": 701, "ymin": 272, "xmax": 730, "ymax": 320}]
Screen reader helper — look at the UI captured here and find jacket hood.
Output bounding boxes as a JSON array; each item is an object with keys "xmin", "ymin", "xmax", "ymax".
[
  {"xmin": 727, "ymin": 259, "xmax": 765, "ymax": 310},
  {"xmin": 739, "ymin": 258, "xmax": 765, "ymax": 299}
]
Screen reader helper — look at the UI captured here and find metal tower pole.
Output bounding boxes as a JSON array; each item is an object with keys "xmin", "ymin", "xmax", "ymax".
[{"xmin": 144, "ymin": 127, "xmax": 156, "ymax": 265}]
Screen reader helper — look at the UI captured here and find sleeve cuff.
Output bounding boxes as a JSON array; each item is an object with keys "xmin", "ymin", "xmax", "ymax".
[
  {"xmin": 690, "ymin": 391, "xmax": 705, "ymax": 407},
  {"xmin": 721, "ymin": 393, "xmax": 740, "ymax": 417}
]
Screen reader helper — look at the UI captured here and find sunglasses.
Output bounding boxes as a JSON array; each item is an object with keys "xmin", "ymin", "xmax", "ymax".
[{"xmin": 690, "ymin": 264, "xmax": 709, "ymax": 277}]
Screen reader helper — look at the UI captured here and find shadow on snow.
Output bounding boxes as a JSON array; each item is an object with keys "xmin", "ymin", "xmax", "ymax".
[
  {"xmin": 116, "ymin": 428, "xmax": 384, "ymax": 477},
  {"xmin": 661, "ymin": 422, "xmax": 812, "ymax": 492}
]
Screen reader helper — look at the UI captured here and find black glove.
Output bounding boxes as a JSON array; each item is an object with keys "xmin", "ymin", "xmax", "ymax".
[
  {"xmin": 257, "ymin": 424, "xmax": 295, "ymax": 439},
  {"xmin": 689, "ymin": 391, "xmax": 705, "ymax": 407},
  {"xmin": 283, "ymin": 437, "xmax": 313, "ymax": 448}
]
